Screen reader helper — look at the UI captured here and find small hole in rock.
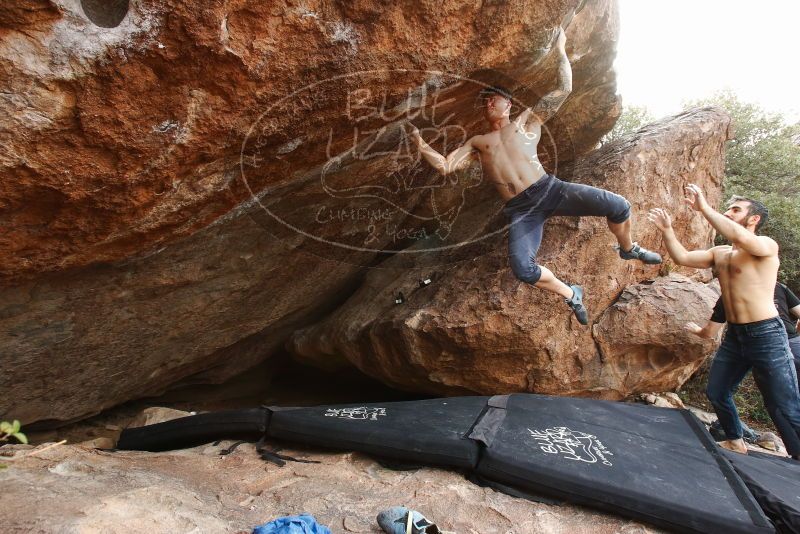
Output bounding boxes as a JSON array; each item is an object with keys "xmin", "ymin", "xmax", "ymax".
[{"xmin": 80, "ymin": 0, "xmax": 130, "ymax": 28}]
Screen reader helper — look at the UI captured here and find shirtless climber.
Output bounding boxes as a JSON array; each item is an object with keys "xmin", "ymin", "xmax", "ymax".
[
  {"xmin": 686, "ymin": 280, "xmax": 800, "ymax": 450},
  {"xmin": 649, "ymin": 188, "xmax": 800, "ymax": 459},
  {"xmin": 406, "ymin": 27, "xmax": 661, "ymax": 325}
]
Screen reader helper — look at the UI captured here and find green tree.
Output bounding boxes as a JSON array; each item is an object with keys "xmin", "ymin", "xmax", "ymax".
[
  {"xmin": 683, "ymin": 91, "xmax": 800, "ymax": 293},
  {"xmin": 601, "ymin": 104, "xmax": 655, "ymax": 144}
]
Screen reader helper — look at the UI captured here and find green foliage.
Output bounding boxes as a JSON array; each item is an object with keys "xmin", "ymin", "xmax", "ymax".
[
  {"xmin": 686, "ymin": 90, "xmax": 800, "ymax": 193},
  {"xmin": 601, "ymin": 105, "xmax": 655, "ymax": 145},
  {"xmin": 683, "ymin": 90, "xmax": 800, "ymax": 292},
  {"xmin": 0, "ymin": 420, "xmax": 28, "ymax": 445}
]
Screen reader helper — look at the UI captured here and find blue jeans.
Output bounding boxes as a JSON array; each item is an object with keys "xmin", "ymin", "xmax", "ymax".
[
  {"xmin": 706, "ymin": 317, "xmax": 800, "ymax": 456},
  {"xmin": 503, "ymin": 174, "xmax": 631, "ymax": 285},
  {"xmin": 791, "ymin": 336, "xmax": 800, "ymax": 383}
]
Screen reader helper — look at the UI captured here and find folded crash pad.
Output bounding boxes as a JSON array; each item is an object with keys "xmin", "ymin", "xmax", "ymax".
[
  {"xmin": 268, "ymin": 396, "xmax": 488, "ymax": 469},
  {"xmin": 116, "ymin": 407, "xmax": 269, "ymax": 452},
  {"xmin": 724, "ymin": 449, "xmax": 800, "ymax": 534},
  {"xmin": 471, "ymin": 394, "xmax": 773, "ymax": 534}
]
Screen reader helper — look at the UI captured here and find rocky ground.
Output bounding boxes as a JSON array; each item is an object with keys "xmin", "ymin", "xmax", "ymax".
[
  {"xmin": 1, "ymin": 432, "xmax": 666, "ymax": 534},
  {"xmin": 1, "ymin": 362, "xmax": 785, "ymax": 533}
]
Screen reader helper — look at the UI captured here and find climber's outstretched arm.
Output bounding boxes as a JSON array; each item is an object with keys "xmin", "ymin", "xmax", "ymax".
[
  {"xmin": 685, "ymin": 184, "xmax": 778, "ymax": 258},
  {"xmin": 685, "ymin": 320, "xmax": 724, "ymax": 340},
  {"xmin": 524, "ymin": 28, "xmax": 573, "ymax": 127},
  {"xmin": 407, "ymin": 124, "xmax": 478, "ymax": 175},
  {"xmin": 648, "ymin": 208, "xmax": 717, "ymax": 268}
]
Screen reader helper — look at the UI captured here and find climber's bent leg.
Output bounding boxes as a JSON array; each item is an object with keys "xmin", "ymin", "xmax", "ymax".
[
  {"xmin": 506, "ymin": 208, "xmax": 546, "ymax": 282},
  {"xmin": 505, "ymin": 193, "xmax": 572, "ymax": 299},
  {"xmin": 533, "ymin": 265, "xmax": 572, "ymax": 299},
  {"xmin": 550, "ymin": 180, "xmax": 661, "ymax": 264},
  {"xmin": 503, "ymin": 188, "xmax": 589, "ymax": 324},
  {"xmin": 607, "ymin": 217, "xmax": 633, "ymax": 253}
]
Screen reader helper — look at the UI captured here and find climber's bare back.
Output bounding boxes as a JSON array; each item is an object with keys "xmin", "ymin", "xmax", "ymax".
[{"xmin": 468, "ymin": 118, "xmax": 547, "ymax": 201}]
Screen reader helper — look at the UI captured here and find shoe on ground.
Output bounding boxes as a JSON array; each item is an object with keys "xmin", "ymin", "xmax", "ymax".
[
  {"xmin": 617, "ymin": 242, "xmax": 662, "ymax": 264},
  {"xmin": 756, "ymin": 431, "xmax": 782, "ymax": 452},
  {"xmin": 565, "ymin": 284, "xmax": 589, "ymax": 325},
  {"xmin": 377, "ymin": 506, "xmax": 441, "ymax": 534}
]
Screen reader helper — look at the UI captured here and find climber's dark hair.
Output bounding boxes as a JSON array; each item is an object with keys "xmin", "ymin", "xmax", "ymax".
[{"xmin": 479, "ymin": 85, "xmax": 513, "ymax": 100}]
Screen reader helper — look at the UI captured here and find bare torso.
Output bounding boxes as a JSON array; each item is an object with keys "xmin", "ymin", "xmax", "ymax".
[
  {"xmin": 712, "ymin": 244, "xmax": 780, "ymax": 323},
  {"xmin": 471, "ymin": 118, "xmax": 547, "ymax": 201}
]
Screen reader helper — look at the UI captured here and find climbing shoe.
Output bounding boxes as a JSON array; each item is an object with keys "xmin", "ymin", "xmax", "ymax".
[
  {"xmin": 565, "ymin": 284, "xmax": 589, "ymax": 325},
  {"xmin": 617, "ymin": 242, "xmax": 662, "ymax": 264},
  {"xmin": 377, "ymin": 506, "xmax": 443, "ymax": 534}
]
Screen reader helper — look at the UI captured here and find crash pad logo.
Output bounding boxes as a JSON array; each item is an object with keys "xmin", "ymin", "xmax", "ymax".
[
  {"xmin": 240, "ymin": 69, "xmax": 565, "ymax": 262},
  {"xmin": 527, "ymin": 427, "xmax": 614, "ymax": 466},
  {"xmin": 324, "ymin": 407, "xmax": 387, "ymax": 421}
]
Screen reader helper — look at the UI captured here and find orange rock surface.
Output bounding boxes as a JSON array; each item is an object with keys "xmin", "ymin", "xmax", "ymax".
[
  {"xmin": 290, "ymin": 108, "xmax": 731, "ymax": 399},
  {"xmin": 5, "ymin": 0, "xmax": 718, "ymax": 425}
]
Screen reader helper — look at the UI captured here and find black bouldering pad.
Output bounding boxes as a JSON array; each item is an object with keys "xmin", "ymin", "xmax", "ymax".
[
  {"xmin": 724, "ymin": 450, "xmax": 800, "ymax": 534},
  {"xmin": 267, "ymin": 396, "xmax": 488, "ymax": 469},
  {"xmin": 472, "ymin": 394, "xmax": 773, "ymax": 534},
  {"xmin": 117, "ymin": 407, "xmax": 269, "ymax": 452},
  {"xmin": 114, "ymin": 394, "xmax": 779, "ymax": 533}
]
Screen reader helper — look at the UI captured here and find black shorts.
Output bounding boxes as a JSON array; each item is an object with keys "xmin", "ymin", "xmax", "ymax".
[{"xmin": 502, "ymin": 174, "xmax": 631, "ymax": 284}]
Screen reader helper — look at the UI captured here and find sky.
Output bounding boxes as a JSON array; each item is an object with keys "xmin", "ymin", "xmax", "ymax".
[{"xmin": 614, "ymin": 0, "xmax": 800, "ymax": 121}]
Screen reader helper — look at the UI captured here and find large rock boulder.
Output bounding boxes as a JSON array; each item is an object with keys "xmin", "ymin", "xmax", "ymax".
[
  {"xmin": 1, "ymin": 0, "xmax": 621, "ymax": 424},
  {"xmin": 0, "ymin": 0, "xmax": 617, "ymax": 280},
  {"xmin": 593, "ymin": 274, "xmax": 721, "ymax": 396},
  {"xmin": 289, "ymin": 108, "xmax": 731, "ymax": 399}
]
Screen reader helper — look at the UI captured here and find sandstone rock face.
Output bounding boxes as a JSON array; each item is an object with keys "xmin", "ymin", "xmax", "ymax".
[
  {"xmin": 0, "ymin": 439, "xmax": 665, "ymax": 533},
  {"xmin": 289, "ymin": 108, "xmax": 732, "ymax": 399},
  {"xmin": 128, "ymin": 406, "xmax": 192, "ymax": 428},
  {"xmin": 0, "ymin": 212, "xmax": 366, "ymax": 425},
  {"xmin": 0, "ymin": 0, "xmax": 617, "ymax": 281},
  {"xmin": 1, "ymin": 0, "xmax": 622, "ymax": 424},
  {"xmin": 593, "ymin": 274, "xmax": 720, "ymax": 395}
]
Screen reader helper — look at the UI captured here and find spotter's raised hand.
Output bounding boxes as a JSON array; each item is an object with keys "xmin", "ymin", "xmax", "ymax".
[
  {"xmin": 684, "ymin": 183, "xmax": 709, "ymax": 212},
  {"xmin": 647, "ymin": 208, "xmax": 673, "ymax": 231}
]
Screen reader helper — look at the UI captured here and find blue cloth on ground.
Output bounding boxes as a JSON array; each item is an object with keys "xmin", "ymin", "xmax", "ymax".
[{"xmin": 252, "ymin": 514, "xmax": 332, "ymax": 534}]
